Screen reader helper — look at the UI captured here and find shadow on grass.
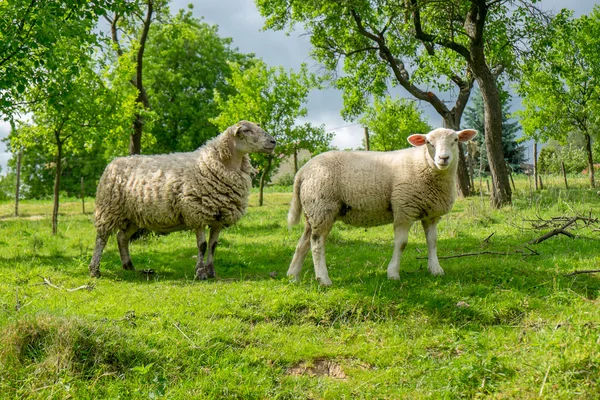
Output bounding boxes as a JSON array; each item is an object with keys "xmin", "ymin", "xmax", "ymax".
[{"xmin": 2, "ymin": 221, "xmax": 599, "ymax": 330}]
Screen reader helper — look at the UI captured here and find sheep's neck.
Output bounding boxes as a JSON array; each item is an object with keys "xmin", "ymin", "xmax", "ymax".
[{"xmin": 224, "ymin": 150, "xmax": 245, "ymax": 171}]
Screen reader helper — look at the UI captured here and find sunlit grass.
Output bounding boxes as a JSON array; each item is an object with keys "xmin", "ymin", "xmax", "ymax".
[{"xmin": 1, "ymin": 175, "xmax": 599, "ymax": 399}]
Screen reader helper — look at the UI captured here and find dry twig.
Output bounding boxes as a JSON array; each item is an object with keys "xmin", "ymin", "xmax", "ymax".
[
  {"xmin": 564, "ymin": 269, "xmax": 600, "ymax": 277},
  {"xmin": 417, "ymin": 246, "xmax": 538, "ymax": 260},
  {"xmin": 39, "ymin": 276, "xmax": 95, "ymax": 292}
]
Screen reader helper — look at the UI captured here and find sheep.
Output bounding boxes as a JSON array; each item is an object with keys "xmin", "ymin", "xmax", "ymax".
[
  {"xmin": 88, "ymin": 120, "xmax": 276, "ymax": 279},
  {"xmin": 287, "ymin": 127, "xmax": 477, "ymax": 286}
]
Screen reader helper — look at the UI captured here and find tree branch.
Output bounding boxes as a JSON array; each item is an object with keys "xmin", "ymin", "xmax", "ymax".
[
  {"xmin": 349, "ymin": 8, "xmax": 451, "ymax": 116},
  {"xmin": 410, "ymin": 0, "xmax": 471, "ymax": 59}
]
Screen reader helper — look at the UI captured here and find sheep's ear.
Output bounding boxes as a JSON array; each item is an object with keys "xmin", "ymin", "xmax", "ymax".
[
  {"xmin": 232, "ymin": 123, "xmax": 243, "ymax": 136},
  {"xmin": 407, "ymin": 134, "xmax": 427, "ymax": 147},
  {"xmin": 458, "ymin": 129, "xmax": 477, "ymax": 142}
]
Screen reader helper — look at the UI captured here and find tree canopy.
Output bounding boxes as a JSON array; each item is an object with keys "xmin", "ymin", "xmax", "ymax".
[
  {"xmin": 360, "ymin": 97, "xmax": 431, "ymax": 151},
  {"xmin": 516, "ymin": 7, "xmax": 600, "ymax": 187},
  {"xmin": 143, "ymin": 8, "xmax": 254, "ymax": 154}
]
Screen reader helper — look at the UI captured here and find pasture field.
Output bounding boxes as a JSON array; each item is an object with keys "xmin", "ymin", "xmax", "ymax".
[{"xmin": 1, "ymin": 176, "xmax": 599, "ymax": 399}]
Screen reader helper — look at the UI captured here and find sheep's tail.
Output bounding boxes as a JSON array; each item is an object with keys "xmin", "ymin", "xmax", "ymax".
[{"xmin": 288, "ymin": 172, "xmax": 303, "ymax": 228}]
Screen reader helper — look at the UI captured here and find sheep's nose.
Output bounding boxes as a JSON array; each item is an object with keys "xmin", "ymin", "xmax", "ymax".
[
  {"xmin": 269, "ymin": 138, "xmax": 276, "ymax": 145},
  {"xmin": 439, "ymin": 154, "xmax": 450, "ymax": 161}
]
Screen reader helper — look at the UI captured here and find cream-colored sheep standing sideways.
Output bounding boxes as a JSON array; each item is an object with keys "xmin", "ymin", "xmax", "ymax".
[
  {"xmin": 287, "ymin": 128, "xmax": 477, "ymax": 286},
  {"xmin": 89, "ymin": 121, "xmax": 276, "ymax": 279}
]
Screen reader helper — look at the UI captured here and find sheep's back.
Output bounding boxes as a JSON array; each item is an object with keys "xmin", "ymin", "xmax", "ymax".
[
  {"xmin": 94, "ymin": 152, "xmax": 195, "ymax": 233},
  {"xmin": 299, "ymin": 151, "xmax": 398, "ymax": 227},
  {"xmin": 298, "ymin": 149, "xmax": 456, "ymax": 228}
]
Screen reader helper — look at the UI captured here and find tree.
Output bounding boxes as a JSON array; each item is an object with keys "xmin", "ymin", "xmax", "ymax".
[
  {"xmin": 516, "ymin": 8, "xmax": 600, "ymax": 188},
  {"xmin": 9, "ymin": 39, "xmax": 126, "ymax": 235},
  {"xmin": 211, "ymin": 60, "xmax": 330, "ymax": 206},
  {"xmin": 257, "ymin": 0, "xmax": 552, "ymax": 207},
  {"xmin": 258, "ymin": 0, "xmax": 476, "ymax": 198},
  {"xmin": 286, "ymin": 123, "xmax": 333, "ymax": 174},
  {"xmin": 107, "ymin": 0, "xmax": 169, "ymax": 155},
  {"xmin": 143, "ymin": 8, "xmax": 254, "ymax": 154},
  {"xmin": 359, "ymin": 97, "xmax": 431, "ymax": 151},
  {"xmin": 464, "ymin": 88, "xmax": 525, "ymax": 174},
  {"xmin": 0, "ymin": 0, "xmax": 127, "ymax": 117}
]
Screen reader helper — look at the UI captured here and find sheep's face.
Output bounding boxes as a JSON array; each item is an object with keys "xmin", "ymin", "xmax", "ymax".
[
  {"xmin": 232, "ymin": 121, "xmax": 277, "ymax": 154},
  {"xmin": 408, "ymin": 128, "xmax": 477, "ymax": 170}
]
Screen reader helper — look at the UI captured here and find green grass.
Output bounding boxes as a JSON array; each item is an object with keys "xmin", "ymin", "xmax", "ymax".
[{"xmin": 1, "ymin": 176, "xmax": 599, "ymax": 399}]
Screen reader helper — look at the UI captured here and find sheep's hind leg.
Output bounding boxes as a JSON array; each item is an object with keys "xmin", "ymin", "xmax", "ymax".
[
  {"xmin": 310, "ymin": 229, "xmax": 332, "ymax": 286},
  {"xmin": 387, "ymin": 223, "xmax": 412, "ymax": 280},
  {"xmin": 422, "ymin": 217, "xmax": 444, "ymax": 276},
  {"xmin": 89, "ymin": 232, "xmax": 109, "ymax": 278},
  {"xmin": 287, "ymin": 223, "xmax": 312, "ymax": 282},
  {"xmin": 117, "ymin": 224, "xmax": 139, "ymax": 271}
]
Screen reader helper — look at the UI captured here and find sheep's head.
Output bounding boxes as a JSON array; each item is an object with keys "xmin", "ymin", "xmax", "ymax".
[
  {"xmin": 231, "ymin": 120, "xmax": 277, "ymax": 154},
  {"xmin": 408, "ymin": 128, "xmax": 477, "ymax": 171}
]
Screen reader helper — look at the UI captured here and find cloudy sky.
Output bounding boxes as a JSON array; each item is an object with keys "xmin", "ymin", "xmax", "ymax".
[{"xmin": 0, "ymin": 0, "xmax": 596, "ymax": 170}]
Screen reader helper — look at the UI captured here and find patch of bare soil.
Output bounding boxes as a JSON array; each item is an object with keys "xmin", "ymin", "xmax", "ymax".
[{"xmin": 287, "ymin": 358, "xmax": 348, "ymax": 380}]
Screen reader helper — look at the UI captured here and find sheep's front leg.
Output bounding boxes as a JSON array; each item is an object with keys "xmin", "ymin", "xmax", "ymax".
[
  {"xmin": 194, "ymin": 227, "xmax": 209, "ymax": 280},
  {"xmin": 287, "ymin": 222, "xmax": 312, "ymax": 282},
  {"xmin": 310, "ymin": 231, "xmax": 332, "ymax": 286},
  {"xmin": 422, "ymin": 217, "xmax": 444, "ymax": 276},
  {"xmin": 196, "ymin": 224, "xmax": 222, "ymax": 280},
  {"xmin": 89, "ymin": 232, "xmax": 109, "ymax": 278},
  {"xmin": 117, "ymin": 224, "xmax": 139, "ymax": 271},
  {"xmin": 387, "ymin": 223, "xmax": 412, "ymax": 280}
]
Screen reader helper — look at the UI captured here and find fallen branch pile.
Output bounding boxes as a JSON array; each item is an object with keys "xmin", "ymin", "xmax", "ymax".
[{"xmin": 525, "ymin": 214, "xmax": 599, "ymax": 245}]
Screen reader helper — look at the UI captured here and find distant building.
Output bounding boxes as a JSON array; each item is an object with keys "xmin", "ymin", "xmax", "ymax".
[
  {"xmin": 520, "ymin": 163, "xmax": 534, "ymax": 175},
  {"xmin": 271, "ymin": 149, "xmax": 312, "ymax": 183}
]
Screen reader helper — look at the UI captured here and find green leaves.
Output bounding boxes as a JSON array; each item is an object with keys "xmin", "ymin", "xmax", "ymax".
[
  {"xmin": 211, "ymin": 59, "xmax": 330, "ymax": 186},
  {"xmin": 359, "ymin": 96, "xmax": 431, "ymax": 151},
  {"xmin": 142, "ymin": 9, "xmax": 254, "ymax": 153}
]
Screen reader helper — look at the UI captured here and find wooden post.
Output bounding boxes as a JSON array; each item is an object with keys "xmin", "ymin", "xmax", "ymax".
[
  {"xmin": 364, "ymin": 127, "xmax": 370, "ymax": 151},
  {"xmin": 539, "ymin": 175, "xmax": 544, "ymax": 190},
  {"xmin": 561, "ymin": 161, "xmax": 569, "ymax": 190},
  {"xmin": 533, "ymin": 142, "xmax": 539, "ymax": 191},
  {"xmin": 506, "ymin": 162, "xmax": 516, "ymax": 192},
  {"xmin": 14, "ymin": 149, "xmax": 22, "ymax": 217},
  {"xmin": 486, "ymin": 179, "xmax": 490, "ymax": 193},
  {"xmin": 81, "ymin": 176, "xmax": 85, "ymax": 214}
]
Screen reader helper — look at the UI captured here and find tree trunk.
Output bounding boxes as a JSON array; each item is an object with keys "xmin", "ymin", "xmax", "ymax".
[
  {"xmin": 52, "ymin": 138, "xmax": 63, "ymax": 236},
  {"xmin": 584, "ymin": 133, "xmax": 595, "ymax": 188},
  {"xmin": 258, "ymin": 157, "xmax": 273, "ymax": 206},
  {"xmin": 293, "ymin": 147, "xmax": 298, "ymax": 174},
  {"xmin": 130, "ymin": 114, "xmax": 143, "ymax": 155},
  {"xmin": 475, "ymin": 73, "xmax": 512, "ymax": 207},
  {"xmin": 533, "ymin": 142, "xmax": 538, "ymax": 191},
  {"xmin": 81, "ymin": 176, "xmax": 85, "ymax": 214},
  {"xmin": 15, "ymin": 149, "xmax": 22, "ymax": 217},
  {"xmin": 364, "ymin": 127, "xmax": 370, "ymax": 151},
  {"xmin": 561, "ymin": 161, "xmax": 568, "ymax": 190}
]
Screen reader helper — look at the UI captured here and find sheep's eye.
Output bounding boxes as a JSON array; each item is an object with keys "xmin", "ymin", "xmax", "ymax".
[{"xmin": 427, "ymin": 141, "xmax": 434, "ymax": 148}]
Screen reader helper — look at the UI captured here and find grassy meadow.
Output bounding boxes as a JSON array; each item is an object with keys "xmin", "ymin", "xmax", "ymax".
[{"xmin": 1, "ymin": 175, "xmax": 600, "ymax": 399}]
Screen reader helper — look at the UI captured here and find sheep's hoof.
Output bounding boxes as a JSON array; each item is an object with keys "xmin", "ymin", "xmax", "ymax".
[
  {"xmin": 89, "ymin": 268, "xmax": 101, "ymax": 278},
  {"xmin": 195, "ymin": 271, "xmax": 209, "ymax": 280},
  {"xmin": 429, "ymin": 267, "xmax": 445, "ymax": 276},
  {"xmin": 387, "ymin": 273, "xmax": 400, "ymax": 281},
  {"xmin": 287, "ymin": 274, "xmax": 300, "ymax": 283},
  {"xmin": 122, "ymin": 261, "xmax": 135, "ymax": 271},
  {"xmin": 205, "ymin": 263, "xmax": 215, "ymax": 278},
  {"xmin": 317, "ymin": 277, "xmax": 332, "ymax": 286},
  {"xmin": 195, "ymin": 265, "xmax": 214, "ymax": 280}
]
